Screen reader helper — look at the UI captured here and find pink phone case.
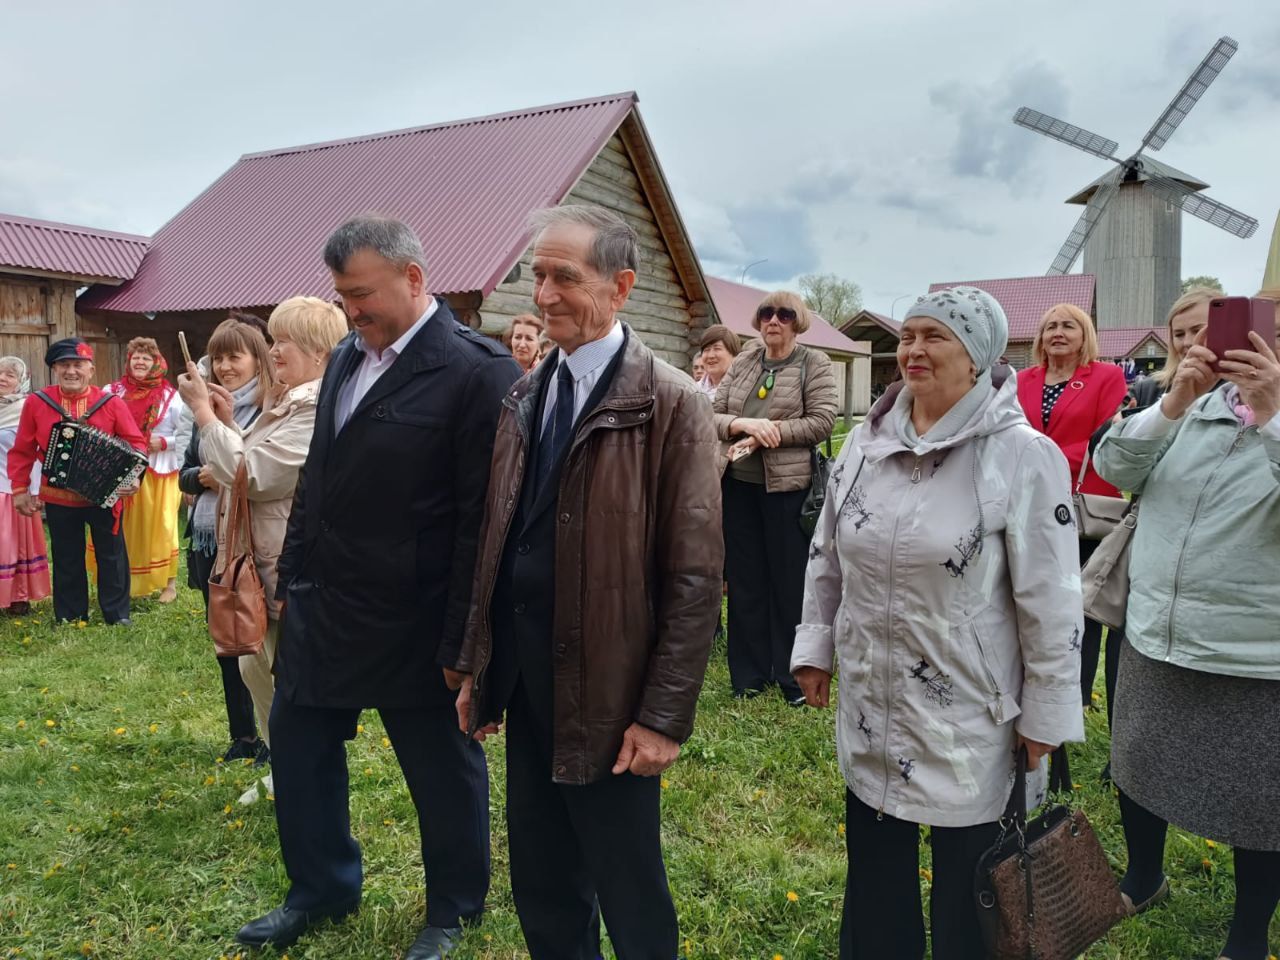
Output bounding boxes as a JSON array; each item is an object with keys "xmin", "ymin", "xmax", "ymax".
[{"xmin": 1207, "ymin": 297, "xmax": 1274, "ymax": 372}]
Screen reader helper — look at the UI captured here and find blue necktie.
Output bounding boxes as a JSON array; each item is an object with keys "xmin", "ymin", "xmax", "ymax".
[{"xmin": 536, "ymin": 362, "xmax": 576, "ymax": 495}]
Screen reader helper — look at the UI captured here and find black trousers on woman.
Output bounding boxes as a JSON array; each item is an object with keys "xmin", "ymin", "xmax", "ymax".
[
  {"xmin": 841, "ymin": 791, "xmax": 1000, "ymax": 960},
  {"xmin": 722, "ymin": 476, "xmax": 808, "ymax": 700},
  {"xmin": 189, "ymin": 545, "xmax": 256, "ymax": 741},
  {"xmin": 1078, "ymin": 537, "xmax": 1122, "ymax": 719}
]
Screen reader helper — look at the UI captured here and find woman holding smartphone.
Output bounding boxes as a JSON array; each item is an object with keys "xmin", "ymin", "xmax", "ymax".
[
  {"xmin": 1094, "ymin": 303, "xmax": 1280, "ymax": 960},
  {"xmin": 713, "ymin": 291, "xmax": 837, "ymax": 703}
]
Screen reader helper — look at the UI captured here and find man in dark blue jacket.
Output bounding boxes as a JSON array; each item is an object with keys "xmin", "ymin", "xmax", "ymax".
[{"xmin": 236, "ymin": 216, "xmax": 520, "ymax": 959}]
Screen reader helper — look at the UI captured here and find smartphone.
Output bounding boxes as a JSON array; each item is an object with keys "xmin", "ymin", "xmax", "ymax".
[
  {"xmin": 1207, "ymin": 297, "xmax": 1274, "ymax": 372},
  {"xmin": 177, "ymin": 331, "xmax": 193, "ymax": 368}
]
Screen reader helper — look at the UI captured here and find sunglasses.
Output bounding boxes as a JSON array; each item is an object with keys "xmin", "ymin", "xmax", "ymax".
[{"xmin": 757, "ymin": 306, "xmax": 798, "ymax": 325}]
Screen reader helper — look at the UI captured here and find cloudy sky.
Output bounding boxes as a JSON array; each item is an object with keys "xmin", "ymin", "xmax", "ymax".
[{"xmin": 3, "ymin": 0, "xmax": 1276, "ymax": 318}]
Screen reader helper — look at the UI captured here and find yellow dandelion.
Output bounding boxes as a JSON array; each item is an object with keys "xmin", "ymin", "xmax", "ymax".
[
  {"xmin": 660, "ymin": 778, "xmax": 670, "ymax": 790},
  {"xmin": 214, "ymin": 757, "xmax": 224, "ymax": 764},
  {"xmin": 363, "ymin": 767, "xmax": 373, "ymax": 776},
  {"xmin": 16, "ymin": 720, "xmax": 25, "ymax": 729},
  {"xmin": 383, "ymin": 819, "xmax": 394, "ymax": 826},
  {"xmin": 234, "ymin": 819, "xmax": 243, "ymax": 829},
  {"xmin": 356, "ymin": 724, "xmax": 364, "ymax": 733},
  {"xmin": 1072, "ymin": 782, "xmax": 1082, "ymax": 790},
  {"xmin": 69, "ymin": 765, "xmax": 79, "ymax": 772},
  {"xmin": 45, "ymin": 719, "xmax": 56, "ymax": 728},
  {"xmin": 39, "ymin": 687, "xmax": 47, "ymax": 694},
  {"xmin": 77, "ymin": 621, "xmax": 87, "ymax": 629},
  {"xmin": 224, "ymin": 804, "xmax": 232, "ymax": 814},
  {"xmin": 80, "ymin": 942, "xmax": 94, "ymax": 956},
  {"xmin": 786, "ymin": 890, "xmax": 798, "ymax": 902},
  {"xmin": 148, "ymin": 723, "xmax": 158, "ymax": 734},
  {"xmin": 753, "ymin": 787, "xmax": 766, "ymax": 799},
  {"xmin": 919, "ymin": 868, "xmax": 933, "ymax": 883},
  {"xmin": 6, "ymin": 863, "xmax": 15, "ymax": 870},
  {"xmin": 113, "ymin": 727, "xmax": 125, "ymax": 736},
  {"xmin": 146, "ymin": 926, "xmax": 157, "ymax": 933},
  {"xmin": 381, "ymin": 736, "xmax": 391, "ymax": 748},
  {"xmin": 204, "ymin": 776, "xmax": 216, "ymax": 786},
  {"xmin": 22, "ymin": 637, "xmax": 31, "ymax": 645},
  {"xmin": 1205, "ymin": 839, "xmax": 1217, "ymax": 849},
  {"xmin": 13, "ymin": 619, "xmax": 23, "ymax": 626},
  {"xmin": 37, "ymin": 738, "xmax": 48, "ymax": 747},
  {"xmin": 1202, "ymin": 858, "xmax": 1213, "ymax": 869},
  {"xmin": 837, "ymin": 823, "xmax": 846, "ymax": 836},
  {"xmin": 774, "ymin": 954, "xmax": 784, "ymax": 960}
]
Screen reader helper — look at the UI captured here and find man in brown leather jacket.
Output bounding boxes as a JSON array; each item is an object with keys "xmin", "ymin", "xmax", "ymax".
[{"xmin": 442, "ymin": 204, "xmax": 723, "ymax": 960}]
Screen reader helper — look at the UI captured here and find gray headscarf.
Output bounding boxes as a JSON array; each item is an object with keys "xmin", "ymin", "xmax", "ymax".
[
  {"xmin": 0, "ymin": 356, "xmax": 31, "ymax": 430},
  {"xmin": 896, "ymin": 286, "xmax": 1010, "ymax": 449}
]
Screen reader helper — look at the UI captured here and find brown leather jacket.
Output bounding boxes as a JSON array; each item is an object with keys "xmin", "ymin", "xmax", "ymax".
[{"xmin": 455, "ymin": 326, "xmax": 724, "ymax": 785}]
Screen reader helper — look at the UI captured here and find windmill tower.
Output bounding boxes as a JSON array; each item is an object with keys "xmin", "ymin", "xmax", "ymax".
[{"xmin": 1013, "ymin": 37, "xmax": 1258, "ymax": 330}]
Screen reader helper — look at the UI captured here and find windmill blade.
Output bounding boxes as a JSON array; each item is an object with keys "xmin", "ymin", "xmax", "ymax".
[
  {"xmin": 1140, "ymin": 36, "xmax": 1238, "ymax": 151},
  {"xmin": 1047, "ymin": 173, "xmax": 1121, "ymax": 275},
  {"xmin": 1143, "ymin": 173, "xmax": 1258, "ymax": 238},
  {"xmin": 1013, "ymin": 107, "xmax": 1119, "ymax": 161}
]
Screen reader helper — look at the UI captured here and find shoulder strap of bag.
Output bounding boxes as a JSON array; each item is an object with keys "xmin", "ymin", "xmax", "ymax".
[
  {"xmin": 1047, "ymin": 745, "xmax": 1072, "ymax": 796},
  {"xmin": 1002, "ymin": 745, "xmax": 1030, "ymax": 829},
  {"xmin": 225, "ymin": 461, "xmax": 256, "ymax": 559}
]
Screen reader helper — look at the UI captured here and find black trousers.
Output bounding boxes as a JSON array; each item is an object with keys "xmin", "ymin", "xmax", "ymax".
[
  {"xmin": 722, "ymin": 476, "xmax": 808, "ymax": 699},
  {"xmin": 45, "ymin": 503, "xmax": 130, "ymax": 624},
  {"xmin": 189, "ymin": 547, "xmax": 255, "ymax": 741},
  {"xmin": 841, "ymin": 791, "xmax": 1000, "ymax": 960},
  {"xmin": 506, "ymin": 682, "xmax": 677, "ymax": 960},
  {"xmin": 1078, "ymin": 538, "xmax": 1122, "ymax": 719},
  {"xmin": 268, "ymin": 693, "xmax": 490, "ymax": 927}
]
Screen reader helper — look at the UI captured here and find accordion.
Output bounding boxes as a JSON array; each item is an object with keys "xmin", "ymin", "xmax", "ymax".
[{"xmin": 43, "ymin": 419, "xmax": 149, "ymax": 508}]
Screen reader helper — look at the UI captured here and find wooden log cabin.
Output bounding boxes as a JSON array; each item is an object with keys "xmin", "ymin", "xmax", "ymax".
[
  {"xmin": 0, "ymin": 214, "xmax": 148, "ymax": 387},
  {"xmin": 79, "ymin": 93, "xmax": 715, "ymax": 371}
]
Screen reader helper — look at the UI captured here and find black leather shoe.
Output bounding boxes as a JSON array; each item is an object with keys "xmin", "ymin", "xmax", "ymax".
[
  {"xmin": 402, "ymin": 924, "xmax": 463, "ymax": 960},
  {"xmin": 235, "ymin": 901, "xmax": 358, "ymax": 948},
  {"xmin": 109, "ymin": 618, "xmax": 133, "ymax": 627}
]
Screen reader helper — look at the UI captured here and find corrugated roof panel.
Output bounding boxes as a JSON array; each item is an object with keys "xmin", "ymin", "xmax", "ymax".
[
  {"xmin": 706, "ymin": 276, "xmax": 867, "ymax": 356},
  {"xmin": 0, "ymin": 214, "xmax": 148, "ymax": 282},
  {"xmin": 84, "ymin": 93, "xmax": 637, "ymax": 312},
  {"xmin": 928, "ymin": 275, "xmax": 1097, "ymax": 340}
]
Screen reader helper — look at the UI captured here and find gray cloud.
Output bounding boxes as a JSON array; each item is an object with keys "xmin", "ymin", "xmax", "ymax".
[
  {"xmin": 723, "ymin": 203, "xmax": 820, "ymax": 282},
  {"xmin": 879, "ymin": 190, "xmax": 997, "ymax": 236},
  {"xmin": 929, "ymin": 61, "xmax": 1071, "ymax": 181}
]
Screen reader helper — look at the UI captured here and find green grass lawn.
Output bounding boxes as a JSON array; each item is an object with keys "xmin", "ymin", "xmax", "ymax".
[{"xmin": 1, "ymin": 581, "xmax": 1275, "ymax": 959}]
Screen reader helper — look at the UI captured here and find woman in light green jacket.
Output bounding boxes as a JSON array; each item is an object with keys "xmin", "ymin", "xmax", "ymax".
[{"xmin": 1093, "ymin": 299, "xmax": 1280, "ymax": 960}]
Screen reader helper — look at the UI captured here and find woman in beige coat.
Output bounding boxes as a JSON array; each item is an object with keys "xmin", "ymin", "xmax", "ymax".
[
  {"xmin": 178, "ymin": 297, "xmax": 348, "ymax": 778},
  {"xmin": 713, "ymin": 290, "xmax": 837, "ymax": 702}
]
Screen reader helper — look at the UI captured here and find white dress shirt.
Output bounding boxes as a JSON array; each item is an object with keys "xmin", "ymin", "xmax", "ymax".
[
  {"xmin": 540, "ymin": 320, "xmax": 626, "ymax": 438},
  {"xmin": 335, "ymin": 299, "xmax": 438, "ymax": 432}
]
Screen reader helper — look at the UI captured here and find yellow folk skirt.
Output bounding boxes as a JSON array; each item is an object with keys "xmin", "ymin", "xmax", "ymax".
[{"xmin": 89, "ymin": 469, "xmax": 181, "ymax": 596}]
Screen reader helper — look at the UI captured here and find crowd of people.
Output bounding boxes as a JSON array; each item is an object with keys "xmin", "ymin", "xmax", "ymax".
[{"xmin": 2, "ymin": 203, "xmax": 1277, "ymax": 960}]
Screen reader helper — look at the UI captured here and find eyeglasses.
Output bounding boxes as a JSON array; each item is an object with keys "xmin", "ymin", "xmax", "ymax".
[{"xmin": 757, "ymin": 306, "xmax": 798, "ymax": 325}]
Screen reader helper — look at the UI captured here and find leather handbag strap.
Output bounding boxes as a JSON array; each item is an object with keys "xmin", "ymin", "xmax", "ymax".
[
  {"xmin": 1074, "ymin": 445, "xmax": 1091, "ymax": 494},
  {"xmin": 224, "ymin": 461, "xmax": 256, "ymax": 559},
  {"xmin": 1001, "ymin": 745, "xmax": 1030, "ymax": 829},
  {"xmin": 1048, "ymin": 745, "xmax": 1072, "ymax": 796}
]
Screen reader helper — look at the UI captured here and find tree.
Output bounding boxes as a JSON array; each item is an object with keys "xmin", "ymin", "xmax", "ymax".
[
  {"xmin": 1182, "ymin": 275, "xmax": 1223, "ymax": 294},
  {"xmin": 798, "ymin": 273, "xmax": 862, "ymax": 325}
]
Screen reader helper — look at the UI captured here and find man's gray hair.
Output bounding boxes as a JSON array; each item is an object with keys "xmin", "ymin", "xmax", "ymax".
[
  {"xmin": 323, "ymin": 214, "xmax": 427, "ymax": 273},
  {"xmin": 527, "ymin": 205, "xmax": 639, "ymax": 277}
]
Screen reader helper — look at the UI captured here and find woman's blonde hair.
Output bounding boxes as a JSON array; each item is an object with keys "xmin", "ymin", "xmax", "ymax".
[
  {"xmin": 751, "ymin": 290, "xmax": 812, "ymax": 335},
  {"xmin": 268, "ymin": 296, "xmax": 348, "ymax": 361},
  {"xmin": 1031, "ymin": 303, "xmax": 1100, "ymax": 367},
  {"xmin": 1155, "ymin": 286, "xmax": 1219, "ymax": 387},
  {"xmin": 502, "ymin": 313, "xmax": 544, "ymax": 347}
]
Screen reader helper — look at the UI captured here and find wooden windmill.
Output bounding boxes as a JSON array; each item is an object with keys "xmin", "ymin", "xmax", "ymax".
[{"xmin": 1014, "ymin": 36, "xmax": 1258, "ymax": 330}]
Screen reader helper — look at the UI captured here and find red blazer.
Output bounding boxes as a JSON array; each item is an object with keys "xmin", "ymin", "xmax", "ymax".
[
  {"xmin": 8, "ymin": 386, "xmax": 146, "ymax": 509},
  {"xmin": 1017, "ymin": 362, "xmax": 1127, "ymax": 497}
]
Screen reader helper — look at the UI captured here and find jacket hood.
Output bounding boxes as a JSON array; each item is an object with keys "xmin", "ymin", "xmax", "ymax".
[{"xmin": 860, "ymin": 363, "xmax": 1028, "ymax": 462}]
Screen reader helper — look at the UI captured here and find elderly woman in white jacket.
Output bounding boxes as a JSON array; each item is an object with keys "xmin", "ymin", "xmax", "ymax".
[
  {"xmin": 179, "ymin": 297, "xmax": 348, "ymax": 786},
  {"xmin": 792, "ymin": 287, "xmax": 1085, "ymax": 960}
]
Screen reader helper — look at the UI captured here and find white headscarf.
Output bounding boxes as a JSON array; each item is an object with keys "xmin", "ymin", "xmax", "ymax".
[{"xmin": 0, "ymin": 356, "xmax": 31, "ymax": 430}]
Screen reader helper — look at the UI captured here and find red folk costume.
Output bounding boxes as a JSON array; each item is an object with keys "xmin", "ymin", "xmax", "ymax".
[
  {"xmin": 109, "ymin": 353, "xmax": 176, "ymax": 445},
  {"xmin": 1016, "ymin": 361, "xmax": 1128, "ymax": 497},
  {"xmin": 8, "ymin": 384, "xmax": 147, "ymax": 518}
]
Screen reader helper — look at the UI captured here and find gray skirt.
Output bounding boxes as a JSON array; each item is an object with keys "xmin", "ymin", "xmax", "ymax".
[{"xmin": 1111, "ymin": 639, "xmax": 1280, "ymax": 850}]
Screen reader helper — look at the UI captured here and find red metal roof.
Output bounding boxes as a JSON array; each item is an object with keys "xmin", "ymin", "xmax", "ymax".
[
  {"xmin": 705, "ymin": 276, "xmax": 867, "ymax": 356},
  {"xmin": 1098, "ymin": 327, "xmax": 1167, "ymax": 358},
  {"xmin": 0, "ymin": 213, "xmax": 148, "ymax": 283},
  {"xmin": 927, "ymin": 274, "xmax": 1096, "ymax": 341},
  {"xmin": 83, "ymin": 93, "xmax": 639, "ymax": 312}
]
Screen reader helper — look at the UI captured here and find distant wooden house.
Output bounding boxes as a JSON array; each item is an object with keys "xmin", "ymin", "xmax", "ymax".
[
  {"xmin": 0, "ymin": 214, "xmax": 148, "ymax": 386},
  {"xmin": 705, "ymin": 276, "xmax": 872, "ymax": 418},
  {"xmin": 839, "ymin": 309, "xmax": 901, "ymax": 394},
  {"xmin": 79, "ymin": 93, "xmax": 714, "ymax": 370}
]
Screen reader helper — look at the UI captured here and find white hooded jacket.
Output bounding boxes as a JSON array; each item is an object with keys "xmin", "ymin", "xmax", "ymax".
[{"xmin": 792, "ymin": 366, "xmax": 1085, "ymax": 827}]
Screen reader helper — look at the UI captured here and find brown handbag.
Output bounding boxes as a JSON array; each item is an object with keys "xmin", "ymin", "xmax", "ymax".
[
  {"xmin": 207, "ymin": 462, "xmax": 267, "ymax": 658},
  {"xmin": 975, "ymin": 747, "xmax": 1126, "ymax": 960}
]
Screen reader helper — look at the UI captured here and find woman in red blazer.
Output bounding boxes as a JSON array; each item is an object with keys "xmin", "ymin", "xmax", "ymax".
[{"xmin": 1017, "ymin": 304, "xmax": 1128, "ymax": 736}]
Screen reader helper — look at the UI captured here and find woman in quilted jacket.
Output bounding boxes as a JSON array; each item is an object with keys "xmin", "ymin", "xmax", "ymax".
[
  {"xmin": 792, "ymin": 287, "xmax": 1085, "ymax": 960},
  {"xmin": 712, "ymin": 291, "xmax": 837, "ymax": 703}
]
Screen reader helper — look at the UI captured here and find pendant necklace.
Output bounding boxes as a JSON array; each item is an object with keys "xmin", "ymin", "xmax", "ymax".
[{"xmin": 757, "ymin": 369, "xmax": 776, "ymax": 400}]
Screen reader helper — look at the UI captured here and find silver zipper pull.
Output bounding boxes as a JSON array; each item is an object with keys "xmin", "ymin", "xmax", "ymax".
[{"xmin": 910, "ymin": 457, "xmax": 922, "ymax": 484}]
